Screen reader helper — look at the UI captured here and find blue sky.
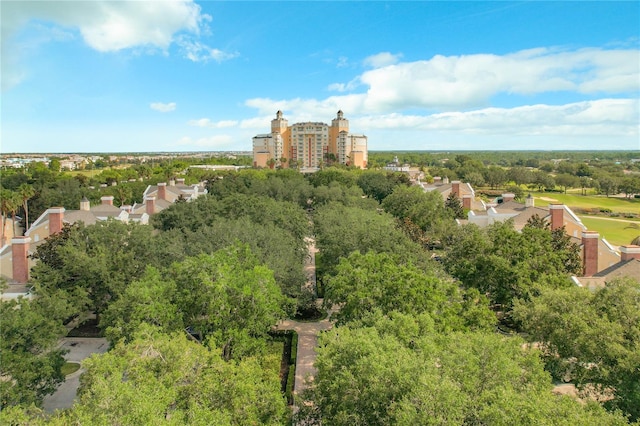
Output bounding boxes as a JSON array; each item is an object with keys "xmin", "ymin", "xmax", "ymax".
[{"xmin": 2, "ymin": 0, "xmax": 639, "ymax": 153}]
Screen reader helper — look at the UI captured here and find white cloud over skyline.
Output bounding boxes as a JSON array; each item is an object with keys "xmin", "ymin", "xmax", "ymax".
[
  {"xmin": 2, "ymin": 2, "xmax": 638, "ymax": 152},
  {"xmin": 239, "ymin": 47, "xmax": 639, "ymax": 147}
]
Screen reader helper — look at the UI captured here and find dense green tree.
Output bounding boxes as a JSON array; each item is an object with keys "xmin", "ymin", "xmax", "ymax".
[
  {"xmin": 170, "ymin": 244, "xmax": 290, "ymax": 359},
  {"xmin": 597, "ymin": 175, "xmax": 620, "ymax": 197},
  {"xmin": 308, "ymin": 167, "xmax": 359, "ymax": 188},
  {"xmin": 67, "ymin": 326, "xmax": 287, "ymax": 424},
  {"xmin": 0, "ymin": 170, "xmax": 29, "ymax": 191},
  {"xmin": 555, "ymin": 173, "xmax": 579, "ymax": 194},
  {"xmin": 576, "ymin": 163, "xmax": 593, "ymax": 177},
  {"xmin": 381, "ymin": 185, "xmax": 455, "ymax": 246},
  {"xmin": 313, "ymin": 202, "xmax": 420, "ymax": 277},
  {"xmin": 0, "ymin": 297, "xmax": 67, "ymax": 409},
  {"xmin": 152, "ymin": 193, "xmax": 309, "ymax": 244},
  {"xmin": 181, "ymin": 217, "xmax": 307, "ymax": 297},
  {"xmin": 443, "ymin": 221, "xmax": 580, "ymax": 313},
  {"xmin": 508, "ymin": 166, "xmax": 533, "ymax": 186},
  {"xmin": 101, "ymin": 266, "xmax": 183, "ymax": 344},
  {"xmin": 483, "ymin": 166, "xmax": 508, "ymax": 189},
  {"xmin": 619, "ymin": 176, "xmax": 640, "ymax": 198},
  {"xmin": 17, "ymin": 184, "xmax": 36, "ymax": 230},
  {"xmin": 356, "ymin": 170, "xmax": 410, "ymax": 203},
  {"xmin": 445, "ymin": 192, "xmax": 465, "ymax": 219},
  {"xmin": 463, "ymin": 170, "xmax": 485, "ymax": 187},
  {"xmin": 324, "ymin": 251, "xmax": 495, "ymax": 331},
  {"xmin": 532, "ymin": 171, "xmax": 556, "ymax": 192},
  {"xmin": 298, "ymin": 318, "xmax": 628, "ymax": 425},
  {"xmin": 514, "ymin": 277, "xmax": 640, "ymax": 421},
  {"xmin": 31, "ymin": 221, "xmax": 157, "ymax": 321}
]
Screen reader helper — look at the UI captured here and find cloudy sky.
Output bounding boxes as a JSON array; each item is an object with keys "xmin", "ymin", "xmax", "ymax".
[{"xmin": 2, "ymin": 0, "xmax": 639, "ymax": 153}]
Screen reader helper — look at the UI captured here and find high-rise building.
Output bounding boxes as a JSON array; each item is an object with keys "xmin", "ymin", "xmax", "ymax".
[{"xmin": 252, "ymin": 110, "xmax": 367, "ymax": 169}]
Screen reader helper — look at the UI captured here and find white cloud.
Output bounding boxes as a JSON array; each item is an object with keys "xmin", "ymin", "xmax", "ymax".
[
  {"xmin": 3, "ymin": 0, "xmax": 206, "ymax": 52},
  {"xmin": 363, "ymin": 52, "xmax": 403, "ymax": 68},
  {"xmin": 178, "ymin": 38, "xmax": 239, "ymax": 63},
  {"xmin": 188, "ymin": 118, "xmax": 238, "ymax": 128},
  {"xmin": 351, "ymin": 99, "xmax": 639, "ymax": 137},
  {"xmin": 1, "ymin": 0, "xmax": 235, "ymax": 89},
  {"xmin": 150, "ymin": 102, "xmax": 176, "ymax": 112},
  {"xmin": 328, "ymin": 77, "xmax": 361, "ymax": 93},
  {"xmin": 318, "ymin": 47, "xmax": 640, "ymax": 112},
  {"xmin": 246, "ymin": 47, "xmax": 639, "ymax": 121}
]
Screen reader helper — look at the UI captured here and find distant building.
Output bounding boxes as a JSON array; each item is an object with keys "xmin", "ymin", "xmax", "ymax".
[{"xmin": 252, "ymin": 110, "xmax": 367, "ymax": 169}]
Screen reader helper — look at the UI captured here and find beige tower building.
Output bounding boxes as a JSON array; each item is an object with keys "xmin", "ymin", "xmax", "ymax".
[{"xmin": 253, "ymin": 110, "xmax": 367, "ymax": 169}]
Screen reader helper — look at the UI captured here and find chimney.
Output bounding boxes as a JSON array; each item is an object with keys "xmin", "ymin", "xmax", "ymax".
[
  {"xmin": 80, "ymin": 196, "xmax": 90, "ymax": 211},
  {"xmin": 451, "ymin": 181, "xmax": 461, "ymax": 197},
  {"xmin": 145, "ymin": 196, "xmax": 156, "ymax": 216},
  {"xmin": 158, "ymin": 183, "xmax": 167, "ymax": 201},
  {"xmin": 169, "ymin": 179, "xmax": 176, "ymax": 187},
  {"xmin": 462, "ymin": 194, "xmax": 472, "ymax": 210},
  {"xmin": 502, "ymin": 193, "xmax": 515, "ymax": 203},
  {"xmin": 433, "ymin": 176, "xmax": 442, "ymax": 185},
  {"xmin": 549, "ymin": 204, "xmax": 564, "ymax": 230},
  {"xmin": 443, "ymin": 176, "xmax": 450, "ymax": 184},
  {"xmin": 176, "ymin": 178, "xmax": 185, "ymax": 185},
  {"xmin": 525, "ymin": 194, "xmax": 534, "ymax": 208},
  {"xmin": 620, "ymin": 245, "xmax": 640, "ymax": 262},
  {"xmin": 101, "ymin": 196, "xmax": 114, "ymax": 206},
  {"xmin": 11, "ymin": 236, "xmax": 31, "ymax": 283},
  {"xmin": 120, "ymin": 205, "xmax": 132, "ymax": 213},
  {"xmin": 582, "ymin": 231, "xmax": 599, "ymax": 277},
  {"xmin": 48, "ymin": 207, "xmax": 65, "ymax": 235}
]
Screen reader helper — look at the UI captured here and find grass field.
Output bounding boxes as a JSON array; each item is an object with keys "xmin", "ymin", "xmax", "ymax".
[
  {"xmin": 577, "ymin": 216, "xmax": 639, "ymax": 247},
  {"xmin": 529, "ymin": 192, "xmax": 640, "ymax": 214}
]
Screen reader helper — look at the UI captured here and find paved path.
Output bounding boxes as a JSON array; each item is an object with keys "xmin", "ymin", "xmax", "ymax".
[
  {"xmin": 277, "ymin": 237, "xmax": 334, "ymax": 399},
  {"xmin": 276, "ymin": 317, "xmax": 332, "ymax": 396},
  {"xmin": 42, "ymin": 337, "xmax": 109, "ymax": 412},
  {"xmin": 578, "ymin": 215, "xmax": 640, "ymax": 224}
]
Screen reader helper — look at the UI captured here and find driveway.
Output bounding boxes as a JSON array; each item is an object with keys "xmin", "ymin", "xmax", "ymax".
[{"xmin": 42, "ymin": 337, "xmax": 109, "ymax": 413}]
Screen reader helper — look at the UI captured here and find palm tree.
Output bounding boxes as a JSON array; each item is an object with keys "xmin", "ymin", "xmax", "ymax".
[
  {"xmin": 8, "ymin": 192, "xmax": 22, "ymax": 236},
  {"xmin": 0, "ymin": 188, "xmax": 11, "ymax": 245},
  {"xmin": 18, "ymin": 183, "xmax": 36, "ymax": 231},
  {"xmin": 631, "ymin": 235, "xmax": 640, "ymax": 246}
]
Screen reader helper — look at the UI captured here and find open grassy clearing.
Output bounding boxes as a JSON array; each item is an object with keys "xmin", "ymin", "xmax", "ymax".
[
  {"xmin": 578, "ymin": 216, "xmax": 640, "ymax": 247},
  {"xmin": 529, "ymin": 192, "xmax": 640, "ymax": 214},
  {"xmin": 61, "ymin": 362, "xmax": 81, "ymax": 376}
]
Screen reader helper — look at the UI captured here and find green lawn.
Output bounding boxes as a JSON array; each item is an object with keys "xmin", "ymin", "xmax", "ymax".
[
  {"xmin": 577, "ymin": 216, "xmax": 640, "ymax": 247},
  {"xmin": 61, "ymin": 362, "xmax": 81, "ymax": 376},
  {"xmin": 529, "ymin": 192, "xmax": 640, "ymax": 214},
  {"xmin": 264, "ymin": 340, "xmax": 285, "ymax": 375}
]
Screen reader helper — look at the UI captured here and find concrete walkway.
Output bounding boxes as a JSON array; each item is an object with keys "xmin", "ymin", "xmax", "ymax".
[
  {"xmin": 277, "ymin": 237, "xmax": 333, "ymax": 398},
  {"xmin": 276, "ymin": 316, "xmax": 332, "ymax": 396},
  {"xmin": 42, "ymin": 337, "xmax": 109, "ymax": 412}
]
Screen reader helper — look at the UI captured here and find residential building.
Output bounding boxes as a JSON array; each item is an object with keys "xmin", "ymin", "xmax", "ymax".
[
  {"xmin": 420, "ymin": 178, "xmax": 484, "ymax": 211},
  {"xmin": 1, "ymin": 180, "xmax": 207, "ymax": 284},
  {"xmin": 572, "ymin": 245, "xmax": 640, "ymax": 289},
  {"xmin": 463, "ymin": 193, "xmax": 620, "ymax": 275},
  {"xmin": 252, "ymin": 110, "xmax": 368, "ymax": 169}
]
